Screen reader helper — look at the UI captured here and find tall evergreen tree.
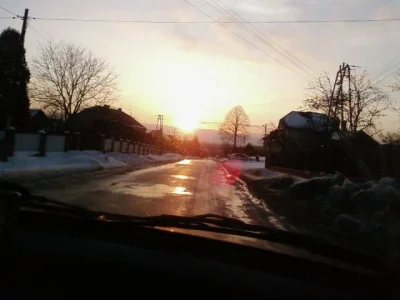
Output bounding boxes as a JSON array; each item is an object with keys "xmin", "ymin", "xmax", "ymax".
[{"xmin": 0, "ymin": 27, "xmax": 30, "ymax": 129}]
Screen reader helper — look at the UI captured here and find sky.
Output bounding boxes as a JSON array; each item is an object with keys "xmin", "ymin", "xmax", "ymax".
[{"xmin": 1, "ymin": 0, "xmax": 400, "ymax": 135}]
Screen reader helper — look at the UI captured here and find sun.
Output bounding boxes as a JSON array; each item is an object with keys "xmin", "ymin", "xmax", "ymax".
[{"xmin": 175, "ymin": 113, "xmax": 199, "ymax": 132}]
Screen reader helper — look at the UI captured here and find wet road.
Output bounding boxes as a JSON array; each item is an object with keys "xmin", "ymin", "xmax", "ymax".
[{"xmin": 32, "ymin": 159, "xmax": 279, "ymax": 226}]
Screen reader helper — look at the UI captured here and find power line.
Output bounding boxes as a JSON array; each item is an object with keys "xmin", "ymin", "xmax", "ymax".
[
  {"xmin": 182, "ymin": 0, "xmax": 309, "ymax": 81},
  {"xmin": 27, "ymin": 23, "xmax": 48, "ymax": 42},
  {"xmin": 375, "ymin": 68, "xmax": 399, "ymax": 85},
  {"xmin": 202, "ymin": 0, "xmax": 314, "ymax": 78},
  {"xmin": 0, "ymin": 5, "xmax": 17, "ymax": 17},
  {"xmin": 27, "ymin": 16, "xmax": 400, "ymax": 24},
  {"xmin": 0, "ymin": 16, "xmax": 14, "ymax": 19},
  {"xmin": 373, "ymin": 61, "xmax": 400, "ymax": 85},
  {"xmin": 216, "ymin": 0, "xmax": 317, "ymax": 77}
]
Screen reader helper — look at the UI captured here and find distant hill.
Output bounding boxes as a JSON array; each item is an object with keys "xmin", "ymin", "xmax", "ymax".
[{"xmin": 143, "ymin": 123, "xmax": 264, "ymax": 146}]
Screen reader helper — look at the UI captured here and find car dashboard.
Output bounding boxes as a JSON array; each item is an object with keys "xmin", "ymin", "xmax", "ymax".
[{"xmin": 0, "ymin": 208, "xmax": 396, "ymax": 299}]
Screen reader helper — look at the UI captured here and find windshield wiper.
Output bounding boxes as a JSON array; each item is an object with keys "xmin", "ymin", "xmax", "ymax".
[{"xmin": 22, "ymin": 194, "xmax": 94, "ymax": 215}]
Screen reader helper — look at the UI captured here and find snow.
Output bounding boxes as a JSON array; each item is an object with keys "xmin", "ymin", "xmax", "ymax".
[
  {"xmin": 283, "ymin": 111, "xmax": 333, "ymax": 132},
  {"xmin": 145, "ymin": 153, "xmax": 183, "ymax": 161},
  {"xmin": 0, "ymin": 151, "xmax": 183, "ymax": 182},
  {"xmin": 29, "ymin": 109, "xmax": 41, "ymax": 117},
  {"xmin": 221, "ymin": 160, "xmax": 284, "ymax": 179},
  {"xmin": 287, "ymin": 174, "xmax": 400, "ymax": 237}
]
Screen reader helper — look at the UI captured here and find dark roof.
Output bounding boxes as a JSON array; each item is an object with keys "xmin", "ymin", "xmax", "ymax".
[
  {"xmin": 67, "ymin": 105, "xmax": 146, "ymax": 133},
  {"xmin": 29, "ymin": 109, "xmax": 46, "ymax": 118},
  {"xmin": 350, "ymin": 130, "xmax": 380, "ymax": 146}
]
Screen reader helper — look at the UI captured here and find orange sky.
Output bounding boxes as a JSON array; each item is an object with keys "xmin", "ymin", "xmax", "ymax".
[{"xmin": 1, "ymin": 0, "xmax": 400, "ymax": 135}]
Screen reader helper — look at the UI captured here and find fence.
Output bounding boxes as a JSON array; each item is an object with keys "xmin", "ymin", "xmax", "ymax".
[{"xmin": 0, "ymin": 129, "xmax": 156, "ymax": 160}]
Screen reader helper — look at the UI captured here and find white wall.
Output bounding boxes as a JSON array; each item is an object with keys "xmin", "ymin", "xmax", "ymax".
[
  {"xmin": 46, "ymin": 135, "xmax": 65, "ymax": 152},
  {"xmin": 113, "ymin": 141, "xmax": 121, "ymax": 152},
  {"xmin": 15, "ymin": 133, "xmax": 40, "ymax": 152},
  {"xmin": 128, "ymin": 144, "xmax": 134, "ymax": 153},
  {"xmin": 122, "ymin": 141, "xmax": 128, "ymax": 153},
  {"xmin": 134, "ymin": 144, "xmax": 139, "ymax": 154},
  {"xmin": 105, "ymin": 139, "xmax": 113, "ymax": 152}
]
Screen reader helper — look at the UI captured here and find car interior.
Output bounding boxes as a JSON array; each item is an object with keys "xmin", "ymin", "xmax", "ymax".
[{"xmin": 0, "ymin": 189, "xmax": 397, "ymax": 299}]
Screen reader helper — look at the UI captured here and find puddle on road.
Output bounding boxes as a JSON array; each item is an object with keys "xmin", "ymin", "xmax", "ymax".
[
  {"xmin": 170, "ymin": 175, "xmax": 196, "ymax": 180},
  {"xmin": 112, "ymin": 184, "xmax": 170, "ymax": 198},
  {"xmin": 176, "ymin": 159, "xmax": 191, "ymax": 165},
  {"xmin": 172, "ymin": 187, "xmax": 192, "ymax": 195},
  {"xmin": 110, "ymin": 184, "xmax": 192, "ymax": 198}
]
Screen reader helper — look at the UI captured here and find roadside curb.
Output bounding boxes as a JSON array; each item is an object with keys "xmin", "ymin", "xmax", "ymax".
[
  {"xmin": 2, "ymin": 159, "xmax": 181, "ymax": 188},
  {"xmin": 218, "ymin": 161, "xmax": 300, "ymax": 232},
  {"xmin": 218, "ymin": 161, "xmax": 260, "ymax": 183}
]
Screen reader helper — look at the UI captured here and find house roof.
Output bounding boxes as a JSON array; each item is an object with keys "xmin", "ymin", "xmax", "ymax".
[
  {"xmin": 332, "ymin": 130, "xmax": 380, "ymax": 145},
  {"xmin": 29, "ymin": 109, "xmax": 44, "ymax": 118},
  {"xmin": 280, "ymin": 111, "xmax": 337, "ymax": 131},
  {"xmin": 67, "ymin": 105, "xmax": 146, "ymax": 133}
]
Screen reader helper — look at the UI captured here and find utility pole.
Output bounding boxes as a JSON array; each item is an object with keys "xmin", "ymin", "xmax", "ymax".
[
  {"xmin": 262, "ymin": 124, "xmax": 268, "ymax": 168},
  {"xmin": 20, "ymin": 9, "xmax": 29, "ymax": 45},
  {"xmin": 346, "ymin": 64, "xmax": 352, "ymax": 132},
  {"xmin": 330, "ymin": 62, "xmax": 353, "ymax": 131},
  {"xmin": 262, "ymin": 124, "xmax": 268, "ymax": 137},
  {"xmin": 156, "ymin": 114, "xmax": 164, "ymax": 154}
]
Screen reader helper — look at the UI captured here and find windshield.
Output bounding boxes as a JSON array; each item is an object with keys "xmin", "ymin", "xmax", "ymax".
[{"xmin": 1, "ymin": 0, "xmax": 400, "ymax": 263}]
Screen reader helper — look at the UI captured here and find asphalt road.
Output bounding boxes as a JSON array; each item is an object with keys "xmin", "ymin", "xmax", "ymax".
[{"xmin": 32, "ymin": 159, "xmax": 284, "ymax": 227}]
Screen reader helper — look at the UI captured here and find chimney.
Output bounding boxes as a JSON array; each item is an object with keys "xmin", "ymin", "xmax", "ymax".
[
  {"xmin": 103, "ymin": 105, "xmax": 110, "ymax": 109},
  {"xmin": 118, "ymin": 108, "xmax": 122, "ymax": 111}
]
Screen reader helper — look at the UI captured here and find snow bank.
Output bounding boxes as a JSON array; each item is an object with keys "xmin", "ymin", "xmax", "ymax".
[
  {"xmin": 222, "ymin": 160, "xmax": 265, "ymax": 170},
  {"xmin": 286, "ymin": 173, "xmax": 400, "ymax": 257},
  {"xmin": 106, "ymin": 152, "xmax": 146, "ymax": 164},
  {"xmin": 0, "ymin": 151, "xmax": 182, "ymax": 182},
  {"xmin": 221, "ymin": 160, "xmax": 284, "ymax": 180},
  {"xmin": 146, "ymin": 153, "xmax": 183, "ymax": 161}
]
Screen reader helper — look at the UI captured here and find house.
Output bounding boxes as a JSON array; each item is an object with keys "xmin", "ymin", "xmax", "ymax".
[
  {"xmin": 265, "ymin": 111, "xmax": 339, "ymax": 171},
  {"xmin": 332, "ymin": 130, "xmax": 381, "ymax": 177},
  {"xmin": 28, "ymin": 109, "xmax": 50, "ymax": 131},
  {"xmin": 66, "ymin": 105, "xmax": 147, "ymax": 143},
  {"xmin": 265, "ymin": 110, "xmax": 383, "ymax": 177},
  {"xmin": 278, "ymin": 111, "xmax": 339, "ymax": 134},
  {"xmin": 266, "ymin": 111, "xmax": 339, "ymax": 153}
]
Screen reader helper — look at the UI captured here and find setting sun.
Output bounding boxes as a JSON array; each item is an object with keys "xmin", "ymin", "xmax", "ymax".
[{"xmin": 175, "ymin": 112, "xmax": 199, "ymax": 132}]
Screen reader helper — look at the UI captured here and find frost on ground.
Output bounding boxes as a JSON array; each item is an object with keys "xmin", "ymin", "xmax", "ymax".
[{"xmin": 0, "ymin": 151, "xmax": 183, "ymax": 182}]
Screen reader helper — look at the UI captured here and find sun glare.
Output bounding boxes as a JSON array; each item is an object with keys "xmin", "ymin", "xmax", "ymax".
[
  {"xmin": 175, "ymin": 112, "xmax": 199, "ymax": 132},
  {"xmin": 151, "ymin": 55, "xmax": 228, "ymax": 133}
]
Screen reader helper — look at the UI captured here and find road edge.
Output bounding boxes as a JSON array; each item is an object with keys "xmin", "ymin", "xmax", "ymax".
[{"xmin": 2, "ymin": 159, "xmax": 181, "ymax": 188}]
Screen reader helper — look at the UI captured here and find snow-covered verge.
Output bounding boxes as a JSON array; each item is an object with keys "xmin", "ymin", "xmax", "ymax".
[
  {"xmin": 220, "ymin": 159, "xmax": 400, "ymax": 261},
  {"xmin": 0, "ymin": 151, "xmax": 183, "ymax": 184},
  {"xmin": 285, "ymin": 174, "xmax": 400, "ymax": 257},
  {"xmin": 220, "ymin": 159, "xmax": 288, "ymax": 181}
]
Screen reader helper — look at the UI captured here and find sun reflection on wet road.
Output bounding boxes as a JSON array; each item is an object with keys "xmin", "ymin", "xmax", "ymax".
[
  {"xmin": 170, "ymin": 175, "xmax": 195, "ymax": 180},
  {"xmin": 171, "ymin": 187, "xmax": 192, "ymax": 195},
  {"xmin": 177, "ymin": 159, "xmax": 191, "ymax": 165},
  {"xmin": 31, "ymin": 159, "xmax": 276, "ymax": 228}
]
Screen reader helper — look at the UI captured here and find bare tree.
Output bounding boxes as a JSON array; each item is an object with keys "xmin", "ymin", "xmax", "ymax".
[
  {"xmin": 304, "ymin": 69, "xmax": 389, "ymax": 135},
  {"xmin": 382, "ymin": 131, "xmax": 400, "ymax": 146},
  {"xmin": 303, "ymin": 71, "xmax": 334, "ymax": 115},
  {"xmin": 30, "ymin": 42, "xmax": 118, "ymax": 120},
  {"xmin": 391, "ymin": 72, "xmax": 400, "ymax": 115},
  {"xmin": 219, "ymin": 106, "xmax": 250, "ymax": 149}
]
